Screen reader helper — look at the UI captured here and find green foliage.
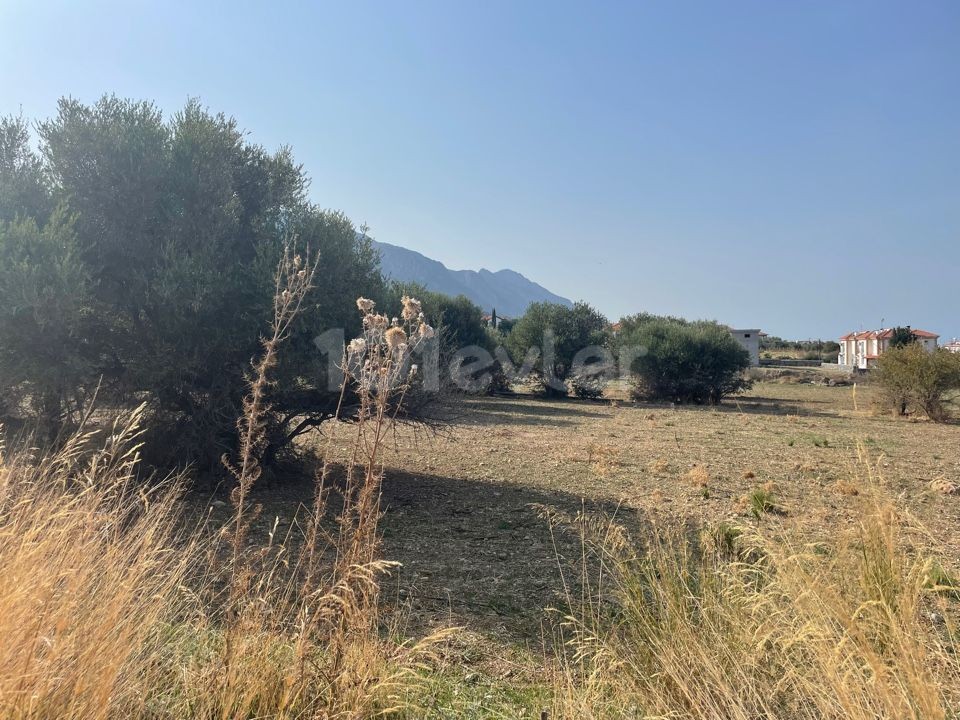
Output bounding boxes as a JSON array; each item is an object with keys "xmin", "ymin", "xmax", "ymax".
[
  {"xmin": 618, "ymin": 319, "xmax": 751, "ymax": 404},
  {"xmin": 386, "ymin": 281, "xmax": 489, "ymax": 350},
  {"xmin": 0, "ymin": 96, "xmax": 384, "ymax": 467},
  {"xmin": 506, "ymin": 302, "xmax": 609, "ymax": 396},
  {"xmin": 889, "ymin": 327, "xmax": 917, "ymax": 349},
  {"xmin": 760, "ymin": 335, "xmax": 840, "ymax": 354},
  {"xmin": 0, "ymin": 210, "xmax": 92, "ymax": 434},
  {"xmin": 875, "ymin": 344, "xmax": 960, "ymax": 422},
  {"xmin": 568, "ymin": 371, "xmax": 607, "ymax": 399},
  {"xmin": 748, "ymin": 486, "xmax": 778, "ymax": 519},
  {"xmin": 0, "ymin": 116, "xmax": 53, "ymax": 225},
  {"xmin": 618, "ymin": 311, "xmax": 690, "ymax": 333}
]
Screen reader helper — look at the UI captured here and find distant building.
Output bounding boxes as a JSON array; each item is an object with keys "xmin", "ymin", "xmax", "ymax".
[
  {"xmin": 944, "ymin": 339, "xmax": 960, "ymax": 354},
  {"xmin": 482, "ymin": 311, "xmax": 511, "ymax": 329},
  {"xmin": 837, "ymin": 328, "xmax": 939, "ymax": 369},
  {"xmin": 728, "ymin": 329, "xmax": 761, "ymax": 366}
]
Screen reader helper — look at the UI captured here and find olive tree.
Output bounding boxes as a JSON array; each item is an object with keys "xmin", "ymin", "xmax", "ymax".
[
  {"xmin": 0, "ymin": 97, "xmax": 385, "ymax": 469},
  {"xmin": 875, "ymin": 344, "xmax": 960, "ymax": 422},
  {"xmin": 617, "ymin": 318, "xmax": 751, "ymax": 404},
  {"xmin": 507, "ymin": 302, "xmax": 609, "ymax": 397}
]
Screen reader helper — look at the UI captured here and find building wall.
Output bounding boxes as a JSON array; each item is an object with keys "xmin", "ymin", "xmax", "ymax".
[
  {"xmin": 838, "ymin": 332, "xmax": 940, "ymax": 368},
  {"xmin": 729, "ymin": 329, "xmax": 760, "ymax": 366}
]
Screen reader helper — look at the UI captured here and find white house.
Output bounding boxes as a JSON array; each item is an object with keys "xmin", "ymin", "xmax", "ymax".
[
  {"xmin": 728, "ymin": 329, "xmax": 761, "ymax": 366},
  {"xmin": 837, "ymin": 327, "xmax": 939, "ymax": 369},
  {"xmin": 944, "ymin": 339, "xmax": 960, "ymax": 354}
]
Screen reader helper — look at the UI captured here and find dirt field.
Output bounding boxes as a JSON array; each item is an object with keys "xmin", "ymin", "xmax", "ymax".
[{"xmin": 221, "ymin": 377, "xmax": 960, "ymax": 703}]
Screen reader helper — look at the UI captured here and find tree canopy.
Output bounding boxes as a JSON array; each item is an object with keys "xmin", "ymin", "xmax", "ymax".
[
  {"xmin": 507, "ymin": 302, "xmax": 609, "ymax": 395},
  {"xmin": 0, "ymin": 96, "xmax": 384, "ymax": 467},
  {"xmin": 616, "ymin": 318, "xmax": 751, "ymax": 404}
]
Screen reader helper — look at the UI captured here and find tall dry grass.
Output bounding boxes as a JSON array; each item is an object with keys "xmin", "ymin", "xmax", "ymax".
[
  {"xmin": 0, "ymin": 406, "xmax": 194, "ymax": 718},
  {"xmin": 547, "ymin": 449, "xmax": 960, "ymax": 719},
  {"xmin": 0, "ymin": 249, "xmax": 445, "ymax": 719}
]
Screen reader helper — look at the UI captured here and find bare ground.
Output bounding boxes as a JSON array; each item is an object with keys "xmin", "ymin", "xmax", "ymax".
[{"xmin": 197, "ymin": 378, "xmax": 960, "ymax": 691}]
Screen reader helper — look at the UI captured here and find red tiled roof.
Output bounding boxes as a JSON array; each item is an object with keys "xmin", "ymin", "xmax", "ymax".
[{"xmin": 840, "ymin": 328, "xmax": 939, "ymax": 341}]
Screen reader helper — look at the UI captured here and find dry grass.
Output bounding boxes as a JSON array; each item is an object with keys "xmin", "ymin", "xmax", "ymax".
[
  {"xmin": 0, "ymin": 407, "xmax": 193, "ymax": 718},
  {"xmin": 3, "ymin": 272, "xmax": 960, "ymax": 717},
  {"xmin": 0, "ymin": 256, "xmax": 447, "ymax": 719},
  {"xmin": 548, "ymin": 451, "xmax": 960, "ymax": 719}
]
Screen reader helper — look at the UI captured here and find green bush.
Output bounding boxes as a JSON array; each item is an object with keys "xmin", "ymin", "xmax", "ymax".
[
  {"xmin": 0, "ymin": 97, "xmax": 384, "ymax": 467},
  {"xmin": 506, "ymin": 302, "xmax": 609, "ymax": 397},
  {"xmin": 619, "ymin": 319, "xmax": 751, "ymax": 404},
  {"xmin": 0, "ymin": 210, "xmax": 92, "ymax": 438},
  {"xmin": 875, "ymin": 344, "xmax": 960, "ymax": 422},
  {"xmin": 568, "ymin": 370, "xmax": 607, "ymax": 400}
]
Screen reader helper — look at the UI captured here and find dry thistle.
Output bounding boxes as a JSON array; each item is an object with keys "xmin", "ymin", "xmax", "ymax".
[
  {"xmin": 401, "ymin": 295, "xmax": 422, "ymax": 321},
  {"xmin": 385, "ymin": 326, "xmax": 407, "ymax": 350},
  {"xmin": 648, "ymin": 458, "xmax": 670, "ymax": 475},
  {"xmin": 686, "ymin": 464, "xmax": 710, "ymax": 489}
]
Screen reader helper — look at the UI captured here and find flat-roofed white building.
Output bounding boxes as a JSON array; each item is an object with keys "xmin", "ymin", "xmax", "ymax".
[{"xmin": 728, "ymin": 328, "xmax": 761, "ymax": 366}]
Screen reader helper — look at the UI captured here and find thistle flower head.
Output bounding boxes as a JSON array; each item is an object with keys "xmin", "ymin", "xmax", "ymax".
[
  {"xmin": 363, "ymin": 313, "xmax": 388, "ymax": 330},
  {"xmin": 356, "ymin": 297, "xmax": 375, "ymax": 313},
  {"xmin": 418, "ymin": 322, "xmax": 435, "ymax": 339},
  {"xmin": 347, "ymin": 338, "xmax": 366, "ymax": 357},
  {"xmin": 401, "ymin": 295, "xmax": 422, "ymax": 321},
  {"xmin": 385, "ymin": 326, "xmax": 407, "ymax": 350}
]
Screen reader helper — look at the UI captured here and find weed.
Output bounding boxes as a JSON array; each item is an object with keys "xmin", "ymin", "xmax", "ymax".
[
  {"xmin": 548, "ymin": 469, "xmax": 960, "ymax": 719},
  {"xmin": 747, "ymin": 484, "xmax": 782, "ymax": 519}
]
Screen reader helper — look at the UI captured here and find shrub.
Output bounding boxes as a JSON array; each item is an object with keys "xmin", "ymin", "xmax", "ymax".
[
  {"xmin": 507, "ymin": 302, "xmax": 609, "ymax": 397},
  {"xmin": 875, "ymin": 344, "xmax": 960, "ymax": 422},
  {"xmin": 620, "ymin": 319, "xmax": 751, "ymax": 404},
  {"xmin": 0, "ymin": 210, "xmax": 94, "ymax": 439},
  {"xmin": 0, "ymin": 97, "xmax": 385, "ymax": 468},
  {"xmin": 568, "ymin": 369, "xmax": 607, "ymax": 399},
  {"xmin": 386, "ymin": 281, "xmax": 488, "ymax": 351},
  {"xmin": 507, "ymin": 302, "xmax": 608, "ymax": 395}
]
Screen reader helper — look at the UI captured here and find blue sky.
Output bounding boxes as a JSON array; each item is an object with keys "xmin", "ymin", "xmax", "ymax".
[{"xmin": 2, "ymin": 1, "xmax": 958, "ymax": 340}]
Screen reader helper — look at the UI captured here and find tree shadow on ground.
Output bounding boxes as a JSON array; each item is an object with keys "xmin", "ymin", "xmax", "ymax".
[
  {"xmin": 716, "ymin": 395, "xmax": 838, "ymax": 418},
  {"xmin": 200, "ymin": 463, "xmax": 653, "ymax": 646},
  {"xmin": 453, "ymin": 397, "xmax": 610, "ymax": 428}
]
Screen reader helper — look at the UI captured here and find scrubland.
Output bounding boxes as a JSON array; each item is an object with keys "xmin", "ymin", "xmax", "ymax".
[{"xmin": 1, "ymin": 377, "xmax": 959, "ymax": 718}]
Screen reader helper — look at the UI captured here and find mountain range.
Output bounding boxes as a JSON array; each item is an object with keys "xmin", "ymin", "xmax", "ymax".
[{"xmin": 371, "ymin": 239, "xmax": 572, "ymax": 318}]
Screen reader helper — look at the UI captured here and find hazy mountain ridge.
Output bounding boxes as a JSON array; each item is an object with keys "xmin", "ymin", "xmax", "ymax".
[{"xmin": 371, "ymin": 239, "xmax": 572, "ymax": 317}]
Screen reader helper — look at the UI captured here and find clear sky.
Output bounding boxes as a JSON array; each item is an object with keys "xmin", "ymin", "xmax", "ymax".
[{"xmin": 2, "ymin": 0, "xmax": 958, "ymax": 340}]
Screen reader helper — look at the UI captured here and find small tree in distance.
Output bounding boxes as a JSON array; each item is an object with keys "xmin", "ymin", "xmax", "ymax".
[
  {"xmin": 889, "ymin": 326, "xmax": 917, "ymax": 349},
  {"xmin": 875, "ymin": 344, "xmax": 960, "ymax": 422}
]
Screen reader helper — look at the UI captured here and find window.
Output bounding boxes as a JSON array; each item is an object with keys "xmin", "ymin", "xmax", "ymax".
[{"xmin": 744, "ymin": 333, "xmax": 751, "ymax": 338}]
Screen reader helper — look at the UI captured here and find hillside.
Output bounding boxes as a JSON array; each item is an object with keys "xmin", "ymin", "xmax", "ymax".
[{"xmin": 371, "ymin": 239, "xmax": 572, "ymax": 318}]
